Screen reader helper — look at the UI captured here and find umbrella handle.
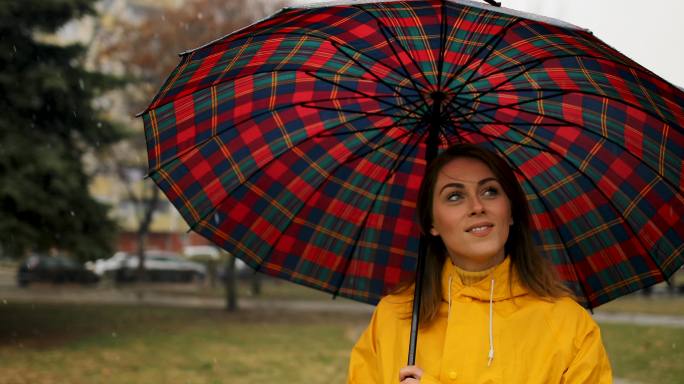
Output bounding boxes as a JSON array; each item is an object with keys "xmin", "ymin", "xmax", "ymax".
[{"xmin": 407, "ymin": 234, "xmax": 428, "ymax": 365}]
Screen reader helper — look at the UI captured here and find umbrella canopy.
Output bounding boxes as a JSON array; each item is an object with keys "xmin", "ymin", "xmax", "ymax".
[{"xmin": 140, "ymin": 0, "xmax": 684, "ymax": 309}]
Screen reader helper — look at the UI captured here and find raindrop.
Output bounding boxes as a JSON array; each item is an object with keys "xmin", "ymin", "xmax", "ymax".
[
  {"xmin": 79, "ymin": 78, "xmax": 85, "ymax": 90},
  {"xmin": 673, "ymin": 343, "xmax": 677, "ymax": 349},
  {"xmin": 112, "ymin": 332, "xmax": 117, "ymax": 338},
  {"xmin": 70, "ymin": 211, "xmax": 75, "ymax": 216},
  {"xmin": 197, "ymin": 12, "xmax": 203, "ymax": 20},
  {"xmin": 2, "ymin": 299, "xmax": 7, "ymax": 305},
  {"xmin": 213, "ymin": 213, "xmax": 220, "ymax": 225},
  {"xmin": 97, "ymin": 122, "xmax": 102, "ymax": 128}
]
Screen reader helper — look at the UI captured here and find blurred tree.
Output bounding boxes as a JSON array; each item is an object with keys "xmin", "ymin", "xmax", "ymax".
[
  {"xmin": 89, "ymin": 0, "xmax": 283, "ymax": 287},
  {"xmin": 0, "ymin": 0, "xmax": 123, "ymax": 261}
]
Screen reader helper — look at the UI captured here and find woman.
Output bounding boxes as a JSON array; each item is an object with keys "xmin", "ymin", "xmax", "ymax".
[{"xmin": 347, "ymin": 144, "xmax": 612, "ymax": 383}]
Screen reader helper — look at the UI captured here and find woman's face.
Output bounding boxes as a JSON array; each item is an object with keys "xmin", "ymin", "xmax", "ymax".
[{"xmin": 430, "ymin": 157, "xmax": 512, "ymax": 271}]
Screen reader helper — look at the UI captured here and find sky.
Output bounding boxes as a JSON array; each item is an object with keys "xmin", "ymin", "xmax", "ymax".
[{"xmin": 285, "ymin": 0, "xmax": 684, "ymax": 87}]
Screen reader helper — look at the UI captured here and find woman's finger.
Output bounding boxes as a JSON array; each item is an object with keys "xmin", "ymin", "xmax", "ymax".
[{"xmin": 399, "ymin": 365, "xmax": 423, "ymax": 382}]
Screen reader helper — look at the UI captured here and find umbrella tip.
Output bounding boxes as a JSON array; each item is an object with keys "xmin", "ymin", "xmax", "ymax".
[{"xmin": 483, "ymin": 0, "xmax": 502, "ymax": 6}]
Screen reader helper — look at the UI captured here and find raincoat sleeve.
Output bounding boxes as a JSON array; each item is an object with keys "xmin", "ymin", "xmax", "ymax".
[
  {"xmin": 347, "ymin": 305, "xmax": 382, "ymax": 384},
  {"xmin": 560, "ymin": 311, "xmax": 612, "ymax": 384},
  {"xmin": 347, "ymin": 301, "xmax": 444, "ymax": 384}
]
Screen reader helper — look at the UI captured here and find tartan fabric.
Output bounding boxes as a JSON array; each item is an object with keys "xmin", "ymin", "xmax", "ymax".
[{"xmin": 141, "ymin": 0, "xmax": 684, "ymax": 308}]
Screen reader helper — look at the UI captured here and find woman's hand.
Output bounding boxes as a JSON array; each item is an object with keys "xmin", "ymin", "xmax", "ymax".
[{"xmin": 399, "ymin": 365, "xmax": 424, "ymax": 383}]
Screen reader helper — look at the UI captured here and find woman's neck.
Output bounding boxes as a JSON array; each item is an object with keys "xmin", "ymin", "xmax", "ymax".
[{"xmin": 448, "ymin": 252, "xmax": 505, "ymax": 272}]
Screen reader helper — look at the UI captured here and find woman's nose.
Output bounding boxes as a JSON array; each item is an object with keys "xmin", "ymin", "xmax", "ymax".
[{"xmin": 468, "ymin": 195, "xmax": 485, "ymax": 216}]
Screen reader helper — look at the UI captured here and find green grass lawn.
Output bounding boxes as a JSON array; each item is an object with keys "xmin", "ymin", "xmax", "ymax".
[
  {"xmin": 601, "ymin": 323, "xmax": 684, "ymax": 384},
  {"xmin": 0, "ymin": 302, "xmax": 367, "ymax": 384},
  {"xmin": 1, "ymin": 301, "xmax": 683, "ymax": 384}
]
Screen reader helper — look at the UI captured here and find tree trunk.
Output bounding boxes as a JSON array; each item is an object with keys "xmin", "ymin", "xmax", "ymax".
[
  {"xmin": 136, "ymin": 185, "xmax": 160, "ymax": 283},
  {"xmin": 207, "ymin": 259, "xmax": 217, "ymax": 288},
  {"xmin": 224, "ymin": 254, "xmax": 237, "ymax": 311},
  {"xmin": 251, "ymin": 272, "xmax": 261, "ymax": 296}
]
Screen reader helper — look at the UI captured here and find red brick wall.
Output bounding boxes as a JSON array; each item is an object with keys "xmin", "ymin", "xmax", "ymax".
[{"xmin": 117, "ymin": 231, "xmax": 215, "ymax": 254}]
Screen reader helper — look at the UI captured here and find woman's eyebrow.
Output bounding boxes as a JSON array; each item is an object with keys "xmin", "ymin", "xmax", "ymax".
[{"xmin": 438, "ymin": 177, "xmax": 498, "ymax": 194}]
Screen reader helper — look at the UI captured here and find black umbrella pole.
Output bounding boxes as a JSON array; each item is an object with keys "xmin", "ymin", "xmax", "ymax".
[
  {"xmin": 407, "ymin": 92, "xmax": 442, "ymax": 365},
  {"xmin": 407, "ymin": 234, "xmax": 428, "ymax": 365}
]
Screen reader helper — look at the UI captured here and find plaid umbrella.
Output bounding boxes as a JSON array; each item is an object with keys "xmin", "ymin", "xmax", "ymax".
[{"xmin": 141, "ymin": 0, "xmax": 684, "ymax": 312}]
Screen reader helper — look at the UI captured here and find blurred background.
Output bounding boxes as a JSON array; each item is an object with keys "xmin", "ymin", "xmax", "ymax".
[{"xmin": 0, "ymin": 1, "xmax": 682, "ymax": 383}]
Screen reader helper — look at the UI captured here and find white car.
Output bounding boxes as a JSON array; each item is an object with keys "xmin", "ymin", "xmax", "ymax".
[{"xmin": 87, "ymin": 250, "xmax": 206, "ymax": 282}]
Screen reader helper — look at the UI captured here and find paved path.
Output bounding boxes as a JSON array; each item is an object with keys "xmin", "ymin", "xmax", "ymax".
[
  {"xmin": 593, "ymin": 312, "xmax": 684, "ymax": 328},
  {"xmin": 2, "ymin": 287, "xmax": 684, "ymax": 329}
]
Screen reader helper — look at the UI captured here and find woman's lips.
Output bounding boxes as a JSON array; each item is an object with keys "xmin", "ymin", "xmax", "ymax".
[{"xmin": 466, "ymin": 224, "xmax": 494, "ymax": 237}]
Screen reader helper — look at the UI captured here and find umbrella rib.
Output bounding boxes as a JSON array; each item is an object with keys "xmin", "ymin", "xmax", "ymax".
[
  {"xmin": 447, "ymin": 95, "xmax": 682, "ymax": 193},
  {"xmin": 450, "ymin": 53, "xmax": 683, "ymax": 126},
  {"xmin": 460, "ymin": 112, "xmax": 669, "ymax": 286},
  {"xmin": 442, "ymin": 18, "xmax": 525, "ymax": 93},
  {"xmin": 436, "ymin": 0, "xmax": 448, "ymax": 89},
  {"xmin": 371, "ymin": 25, "xmax": 432, "ymax": 105},
  {"xmin": 158, "ymin": 67, "xmax": 420, "ymax": 112},
  {"xmin": 332, "ymin": 125, "xmax": 426, "ymax": 298},
  {"xmin": 301, "ymin": 89, "xmax": 431, "ymax": 126},
  {"xmin": 301, "ymin": 104, "xmax": 420, "ymax": 122},
  {"xmin": 457, "ymin": 85, "xmax": 683, "ymax": 132},
  {"xmin": 352, "ymin": 5, "xmax": 434, "ymax": 93},
  {"xmin": 451, "ymin": 89, "xmax": 568, "ymax": 119},
  {"xmin": 451, "ymin": 58, "xmax": 552, "ymax": 108},
  {"xmin": 188, "ymin": 101, "xmax": 427, "ymax": 235},
  {"xmin": 327, "ymin": 40, "xmax": 430, "ymax": 105},
  {"xmin": 249, "ymin": 125, "xmax": 422, "ymax": 278},
  {"xmin": 299, "ymin": 66, "xmax": 424, "ymax": 95},
  {"xmin": 447, "ymin": 54, "xmax": 681, "ymax": 106},
  {"xmin": 305, "ymin": 70, "xmax": 427, "ymax": 117},
  {"xmin": 147, "ymin": 97, "xmax": 376, "ymax": 175},
  {"xmin": 450, "ymin": 53, "xmax": 574, "ymax": 97},
  {"xmin": 147, "ymin": 89, "xmax": 420, "ymax": 177},
  {"xmin": 245, "ymin": 29, "xmax": 430, "ymax": 96}
]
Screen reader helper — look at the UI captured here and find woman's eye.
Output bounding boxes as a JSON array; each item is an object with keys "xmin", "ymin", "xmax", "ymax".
[
  {"xmin": 483, "ymin": 187, "xmax": 499, "ymax": 197},
  {"xmin": 446, "ymin": 192, "xmax": 462, "ymax": 201}
]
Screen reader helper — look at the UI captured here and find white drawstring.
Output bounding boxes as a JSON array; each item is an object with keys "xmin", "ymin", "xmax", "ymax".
[
  {"xmin": 487, "ymin": 278, "xmax": 495, "ymax": 367},
  {"xmin": 447, "ymin": 273, "xmax": 495, "ymax": 367}
]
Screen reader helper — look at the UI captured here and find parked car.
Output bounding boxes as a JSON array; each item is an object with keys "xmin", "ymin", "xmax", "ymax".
[
  {"xmin": 87, "ymin": 250, "xmax": 206, "ymax": 283},
  {"xmin": 17, "ymin": 254, "xmax": 100, "ymax": 287}
]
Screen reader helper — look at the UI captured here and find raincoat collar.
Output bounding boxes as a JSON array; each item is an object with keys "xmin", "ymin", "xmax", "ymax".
[{"xmin": 441, "ymin": 256, "xmax": 528, "ymax": 302}]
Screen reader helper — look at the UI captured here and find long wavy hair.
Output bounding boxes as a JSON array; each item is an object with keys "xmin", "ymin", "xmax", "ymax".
[{"xmin": 404, "ymin": 143, "xmax": 571, "ymax": 325}]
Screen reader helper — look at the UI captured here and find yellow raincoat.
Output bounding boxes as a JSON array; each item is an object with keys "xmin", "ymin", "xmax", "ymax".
[{"xmin": 347, "ymin": 257, "xmax": 612, "ymax": 383}]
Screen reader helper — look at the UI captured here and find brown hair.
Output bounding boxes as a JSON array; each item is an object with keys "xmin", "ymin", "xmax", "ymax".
[{"xmin": 406, "ymin": 143, "xmax": 571, "ymax": 325}]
